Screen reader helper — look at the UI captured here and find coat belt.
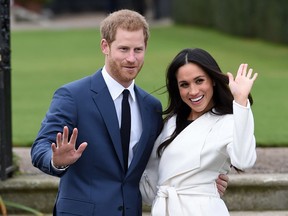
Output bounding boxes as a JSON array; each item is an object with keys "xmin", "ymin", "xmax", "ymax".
[{"xmin": 151, "ymin": 183, "xmax": 219, "ymax": 216}]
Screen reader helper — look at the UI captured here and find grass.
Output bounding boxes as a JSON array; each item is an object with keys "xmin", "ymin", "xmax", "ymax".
[{"xmin": 11, "ymin": 25, "xmax": 288, "ymax": 146}]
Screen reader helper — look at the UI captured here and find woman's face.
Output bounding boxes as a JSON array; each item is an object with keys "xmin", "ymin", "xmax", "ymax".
[{"xmin": 176, "ymin": 63, "xmax": 214, "ymax": 120}]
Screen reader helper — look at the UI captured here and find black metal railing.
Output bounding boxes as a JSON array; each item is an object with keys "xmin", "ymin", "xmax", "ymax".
[{"xmin": 0, "ymin": 0, "xmax": 14, "ymax": 181}]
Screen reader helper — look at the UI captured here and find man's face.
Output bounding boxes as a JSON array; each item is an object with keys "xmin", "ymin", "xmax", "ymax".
[{"xmin": 101, "ymin": 28, "xmax": 146, "ymax": 88}]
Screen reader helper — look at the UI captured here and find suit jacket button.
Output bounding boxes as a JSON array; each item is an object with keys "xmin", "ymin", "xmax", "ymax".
[{"xmin": 118, "ymin": 206, "xmax": 123, "ymax": 211}]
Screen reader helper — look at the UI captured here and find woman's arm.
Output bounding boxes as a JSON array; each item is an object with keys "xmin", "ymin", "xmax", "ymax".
[
  {"xmin": 226, "ymin": 63, "xmax": 258, "ymax": 170},
  {"xmin": 227, "ymin": 101, "xmax": 257, "ymax": 170}
]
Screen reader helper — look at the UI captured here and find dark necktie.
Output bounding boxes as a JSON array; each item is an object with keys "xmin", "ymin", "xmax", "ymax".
[{"xmin": 120, "ymin": 89, "xmax": 131, "ymax": 173}]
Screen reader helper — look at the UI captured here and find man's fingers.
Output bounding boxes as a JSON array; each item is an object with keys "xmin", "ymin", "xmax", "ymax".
[
  {"xmin": 51, "ymin": 143, "xmax": 57, "ymax": 152},
  {"xmin": 216, "ymin": 174, "xmax": 229, "ymax": 196},
  {"xmin": 62, "ymin": 126, "xmax": 69, "ymax": 144},
  {"xmin": 77, "ymin": 142, "xmax": 88, "ymax": 155},
  {"xmin": 70, "ymin": 128, "xmax": 78, "ymax": 145},
  {"xmin": 219, "ymin": 173, "xmax": 229, "ymax": 182},
  {"xmin": 217, "ymin": 184, "xmax": 225, "ymax": 196},
  {"xmin": 56, "ymin": 132, "xmax": 62, "ymax": 147},
  {"xmin": 217, "ymin": 179, "xmax": 228, "ymax": 189}
]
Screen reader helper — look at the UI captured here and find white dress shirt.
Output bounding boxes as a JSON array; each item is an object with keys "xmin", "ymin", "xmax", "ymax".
[{"xmin": 102, "ymin": 66, "xmax": 143, "ymax": 166}]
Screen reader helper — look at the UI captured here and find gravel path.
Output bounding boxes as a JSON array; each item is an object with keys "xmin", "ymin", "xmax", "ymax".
[
  {"xmin": 244, "ymin": 147, "xmax": 288, "ymax": 174},
  {"xmin": 13, "ymin": 147, "xmax": 288, "ymax": 175}
]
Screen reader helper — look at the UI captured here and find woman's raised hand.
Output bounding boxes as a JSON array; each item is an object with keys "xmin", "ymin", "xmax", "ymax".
[{"xmin": 227, "ymin": 63, "xmax": 258, "ymax": 106}]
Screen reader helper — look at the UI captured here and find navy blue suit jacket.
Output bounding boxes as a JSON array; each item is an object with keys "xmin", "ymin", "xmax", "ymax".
[{"xmin": 31, "ymin": 69, "xmax": 163, "ymax": 216}]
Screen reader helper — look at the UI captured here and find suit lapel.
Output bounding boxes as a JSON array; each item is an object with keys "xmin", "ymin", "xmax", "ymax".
[
  {"xmin": 126, "ymin": 87, "xmax": 151, "ymax": 175},
  {"xmin": 90, "ymin": 70, "xmax": 125, "ymax": 170}
]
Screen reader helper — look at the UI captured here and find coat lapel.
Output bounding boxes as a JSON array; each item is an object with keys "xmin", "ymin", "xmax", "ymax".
[
  {"xmin": 158, "ymin": 112, "xmax": 221, "ymax": 184},
  {"xmin": 90, "ymin": 70, "xmax": 124, "ymax": 170}
]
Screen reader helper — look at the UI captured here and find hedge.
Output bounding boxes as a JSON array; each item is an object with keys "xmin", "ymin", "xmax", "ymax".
[{"xmin": 171, "ymin": 0, "xmax": 288, "ymax": 45}]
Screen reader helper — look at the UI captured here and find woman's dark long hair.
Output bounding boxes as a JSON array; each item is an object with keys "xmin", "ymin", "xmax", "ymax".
[{"xmin": 157, "ymin": 48, "xmax": 253, "ymax": 161}]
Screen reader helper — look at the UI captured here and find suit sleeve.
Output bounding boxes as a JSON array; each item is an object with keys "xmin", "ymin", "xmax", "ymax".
[{"xmin": 31, "ymin": 86, "xmax": 77, "ymax": 177}]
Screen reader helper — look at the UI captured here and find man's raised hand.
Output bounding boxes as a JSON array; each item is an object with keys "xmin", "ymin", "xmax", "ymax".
[{"xmin": 51, "ymin": 126, "xmax": 87, "ymax": 167}]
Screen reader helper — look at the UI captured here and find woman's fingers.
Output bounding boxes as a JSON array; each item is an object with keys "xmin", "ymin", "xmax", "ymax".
[{"xmin": 247, "ymin": 68, "xmax": 253, "ymax": 78}]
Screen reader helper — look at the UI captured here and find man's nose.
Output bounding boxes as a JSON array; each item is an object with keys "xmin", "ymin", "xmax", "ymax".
[{"xmin": 126, "ymin": 51, "xmax": 136, "ymax": 62}]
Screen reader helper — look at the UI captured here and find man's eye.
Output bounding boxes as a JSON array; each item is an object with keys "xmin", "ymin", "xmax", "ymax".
[{"xmin": 135, "ymin": 48, "xmax": 143, "ymax": 53}]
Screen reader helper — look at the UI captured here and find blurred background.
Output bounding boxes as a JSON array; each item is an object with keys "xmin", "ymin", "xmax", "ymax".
[
  {"xmin": 1, "ymin": 2, "xmax": 288, "ymax": 212},
  {"xmin": 11, "ymin": 0, "xmax": 171, "ymax": 23},
  {"xmin": 10, "ymin": 0, "xmax": 288, "ymax": 45},
  {"xmin": 7, "ymin": 0, "xmax": 288, "ymax": 146}
]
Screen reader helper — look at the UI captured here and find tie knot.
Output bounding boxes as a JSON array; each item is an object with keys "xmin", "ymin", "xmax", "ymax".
[{"xmin": 123, "ymin": 89, "xmax": 130, "ymax": 99}]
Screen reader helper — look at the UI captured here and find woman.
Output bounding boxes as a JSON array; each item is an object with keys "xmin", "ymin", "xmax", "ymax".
[{"xmin": 140, "ymin": 48, "xmax": 258, "ymax": 215}]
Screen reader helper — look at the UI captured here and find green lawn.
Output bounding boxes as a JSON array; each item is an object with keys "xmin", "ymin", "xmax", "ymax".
[{"xmin": 11, "ymin": 25, "xmax": 288, "ymax": 146}]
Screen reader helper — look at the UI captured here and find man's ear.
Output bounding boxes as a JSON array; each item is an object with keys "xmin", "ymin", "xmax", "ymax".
[{"xmin": 100, "ymin": 39, "xmax": 109, "ymax": 55}]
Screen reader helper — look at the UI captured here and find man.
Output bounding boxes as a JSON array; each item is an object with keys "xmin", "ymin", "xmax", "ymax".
[{"xmin": 31, "ymin": 9, "xmax": 228, "ymax": 216}]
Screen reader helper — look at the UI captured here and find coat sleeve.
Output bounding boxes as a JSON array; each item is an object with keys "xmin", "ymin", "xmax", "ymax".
[
  {"xmin": 227, "ymin": 100, "xmax": 257, "ymax": 170},
  {"xmin": 31, "ymin": 86, "xmax": 77, "ymax": 176},
  {"xmin": 140, "ymin": 116, "xmax": 176, "ymax": 205},
  {"xmin": 140, "ymin": 133, "xmax": 162, "ymax": 205}
]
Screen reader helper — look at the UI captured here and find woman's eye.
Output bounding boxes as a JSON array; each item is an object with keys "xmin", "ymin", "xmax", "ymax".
[
  {"xmin": 196, "ymin": 79, "xmax": 204, "ymax": 84},
  {"xmin": 180, "ymin": 83, "xmax": 189, "ymax": 88}
]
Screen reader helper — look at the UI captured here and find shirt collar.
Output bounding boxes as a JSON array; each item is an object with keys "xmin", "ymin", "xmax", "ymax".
[{"xmin": 102, "ymin": 66, "xmax": 136, "ymax": 101}]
